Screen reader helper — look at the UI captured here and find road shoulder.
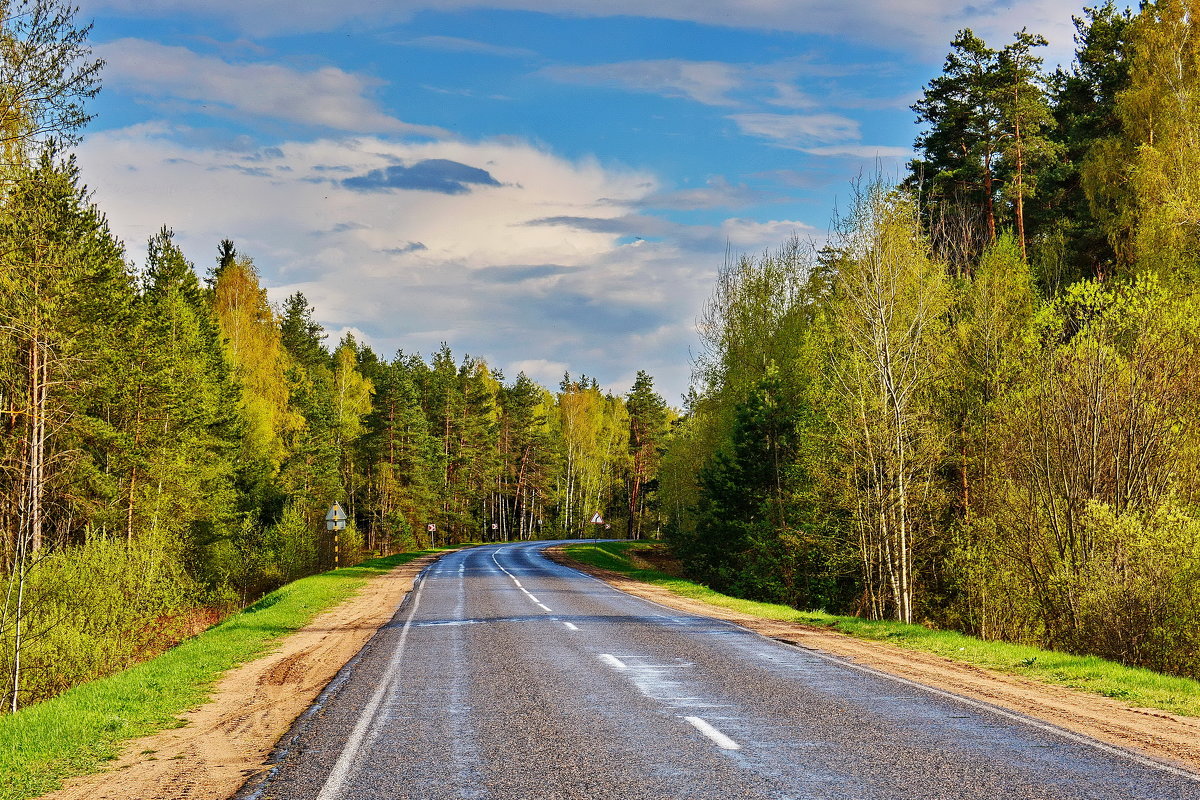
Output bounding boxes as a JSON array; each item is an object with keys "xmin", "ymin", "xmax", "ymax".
[
  {"xmin": 546, "ymin": 545, "xmax": 1200, "ymax": 776},
  {"xmin": 41, "ymin": 551, "xmax": 445, "ymax": 800}
]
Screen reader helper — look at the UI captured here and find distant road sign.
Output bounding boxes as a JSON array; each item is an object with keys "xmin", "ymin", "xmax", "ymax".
[
  {"xmin": 427, "ymin": 523, "xmax": 436, "ymax": 532},
  {"xmin": 325, "ymin": 502, "xmax": 347, "ymax": 531},
  {"xmin": 590, "ymin": 513, "xmax": 604, "ymax": 524}
]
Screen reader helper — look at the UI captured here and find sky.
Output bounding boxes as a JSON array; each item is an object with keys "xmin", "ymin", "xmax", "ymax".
[{"xmin": 73, "ymin": 0, "xmax": 1092, "ymax": 404}]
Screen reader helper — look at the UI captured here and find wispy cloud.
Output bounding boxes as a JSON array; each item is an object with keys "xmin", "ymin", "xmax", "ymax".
[
  {"xmin": 540, "ymin": 60, "xmax": 743, "ymax": 106},
  {"xmin": 83, "ymin": 0, "xmax": 1083, "ymax": 61},
  {"xmin": 96, "ymin": 38, "xmax": 445, "ymax": 135},
  {"xmin": 403, "ymin": 35, "xmax": 536, "ymax": 58},
  {"xmin": 729, "ymin": 112, "xmax": 861, "ymax": 147},
  {"xmin": 802, "ymin": 144, "xmax": 911, "ymax": 158}
]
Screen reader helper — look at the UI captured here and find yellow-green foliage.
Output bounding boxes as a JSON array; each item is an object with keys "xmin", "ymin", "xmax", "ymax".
[
  {"xmin": 212, "ymin": 258, "xmax": 302, "ymax": 475},
  {"xmin": 0, "ymin": 534, "xmax": 198, "ymax": 709},
  {"xmin": 1086, "ymin": 0, "xmax": 1200, "ymax": 278}
]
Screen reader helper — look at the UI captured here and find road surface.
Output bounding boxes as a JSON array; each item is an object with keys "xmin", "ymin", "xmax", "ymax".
[{"xmin": 244, "ymin": 541, "xmax": 1200, "ymax": 799}]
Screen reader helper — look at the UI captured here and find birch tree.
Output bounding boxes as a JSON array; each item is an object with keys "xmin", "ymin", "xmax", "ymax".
[{"xmin": 829, "ymin": 183, "xmax": 949, "ymax": 623}]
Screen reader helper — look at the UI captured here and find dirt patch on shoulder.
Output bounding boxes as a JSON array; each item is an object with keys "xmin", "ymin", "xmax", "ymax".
[
  {"xmin": 548, "ymin": 547, "xmax": 1200, "ymax": 776},
  {"xmin": 43, "ymin": 553, "xmax": 445, "ymax": 800},
  {"xmin": 624, "ymin": 543, "xmax": 686, "ymax": 577}
]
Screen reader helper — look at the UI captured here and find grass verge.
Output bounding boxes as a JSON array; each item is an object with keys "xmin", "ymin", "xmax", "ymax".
[
  {"xmin": 565, "ymin": 540, "xmax": 1200, "ymax": 718},
  {"xmin": 0, "ymin": 549, "xmax": 446, "ymax": 800}
]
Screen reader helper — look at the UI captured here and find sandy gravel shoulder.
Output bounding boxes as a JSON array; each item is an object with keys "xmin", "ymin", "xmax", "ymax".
[
  {"xmin": 546, "ymin": 546, "xmax": 1200, "ymax": 778},
  {"xmin": 42, "ymin": 551, "xmax": 447, "ymax": 800}
]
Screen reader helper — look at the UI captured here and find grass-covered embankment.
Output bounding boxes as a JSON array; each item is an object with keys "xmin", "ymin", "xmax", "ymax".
[
  {"xmin": 565, "ymin": 540, "xmax": 1200, "ymax": 718},
  {"xmin": 0, "ymin": 549, "xmax": 444, "ymax": 800}
]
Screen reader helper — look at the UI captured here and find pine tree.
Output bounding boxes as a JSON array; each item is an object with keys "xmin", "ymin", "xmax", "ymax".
[
  {"xmin": 911, "ymin": 30, "xmax": 1003, "ymax": 244},
  {"xmin": 625, "ymin": 371, "xmax": 669, "ymax": 539},
  {"xmin": 996, "ymin": 29, "xmax": 1057, "ymax": 261}
]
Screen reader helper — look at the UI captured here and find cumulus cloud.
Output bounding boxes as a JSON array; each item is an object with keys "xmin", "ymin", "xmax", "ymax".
[
  {"xmin": 96, "ymin": 38, "xmax": 444, "ymax": 135},
  {"xmin": 343, "ymin": 159, "xmax": 502, "ymax": 194},
  {"xmin": 76, "ymin": 124, "xmax": 786, "ymax": 398}
]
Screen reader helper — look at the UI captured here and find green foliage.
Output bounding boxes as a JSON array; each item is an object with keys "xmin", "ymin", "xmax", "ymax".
[
  {"xmin": 1085, "ymin": 0, "xmax": 1200, "ymax": 280},
  {"xmin": 0, "ymin": 534, "xmax": 198, "ymax": 709},
  {"xmin": 652, "ymin": 4, "xmax": 1200, "ymax": 686},
  {"xmin": 0, "ymin": 550, "xmax": 439, "ymax": 800}
]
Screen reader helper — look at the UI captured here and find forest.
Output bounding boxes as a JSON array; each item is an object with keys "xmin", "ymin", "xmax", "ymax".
[
  {"xmin": 0, "ymin": 3, "xmax": 673, "ymax": 711},
  {"xmin": 662, "ymin": 0, "xmax": 1200, "ymax": 680}
]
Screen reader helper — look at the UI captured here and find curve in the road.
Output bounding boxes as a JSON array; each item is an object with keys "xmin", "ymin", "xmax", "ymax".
[{"xmin": 244, "ymin": 541, "xmax": 1200, "ymax": 800}]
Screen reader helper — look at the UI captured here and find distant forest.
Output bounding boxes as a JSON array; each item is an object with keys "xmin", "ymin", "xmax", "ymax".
[
  {"xmin": 0, "ymin": 3, "xmax": 671, "ymax": 710},
  {"xmin": 662, "ymin": 0, "xmax": 1200, "ymax": 680}
]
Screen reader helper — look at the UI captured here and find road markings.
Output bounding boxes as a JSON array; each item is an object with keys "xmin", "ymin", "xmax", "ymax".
[
  {"xmin": 315, "ymin": 573, "xmax": 429, "ymax": 800},
  {"xmin": 562, "ymin": 621, "xmax": 579, "ymax": 631},
  {"xmin": 599, "ymin": 653, "xmax": 628, "ymax": 671},
  {"xmin": 684, "ymin": 716, "xmax": 742, "ymax": 751},
  {"xmin": 492, "ymin": 549, "xmax": 554, "ymax": 612},
  {"xmin": 771, "ymin": 640, "xmax": 1200, "ymax": 783}
]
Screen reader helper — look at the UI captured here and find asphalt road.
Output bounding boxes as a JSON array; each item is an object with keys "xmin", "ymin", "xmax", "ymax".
[{"xmin": 245, "ymin": 541, "xmax": 1200, "ymax": 800}]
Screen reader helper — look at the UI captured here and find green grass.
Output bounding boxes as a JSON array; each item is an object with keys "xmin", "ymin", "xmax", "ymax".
[
  {"xmin": 0, "ymin": 549, "xmax": 448, "ymax": 800},
  {"xmin": 565, "ymin": 540, "xmax": 1200, "ymax": 718}
]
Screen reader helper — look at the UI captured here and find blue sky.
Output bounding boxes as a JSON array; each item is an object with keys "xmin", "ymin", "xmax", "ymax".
[{"xmin": 74, "ymin": 0, "xmax": 1089, "ymax": 402}]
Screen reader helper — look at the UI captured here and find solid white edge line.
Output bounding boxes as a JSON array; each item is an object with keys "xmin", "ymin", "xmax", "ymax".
[
  {"xmin": 315, "ymin": 569, "xmax": 430, "ymax": 800},
  {"xmin": 684, "ymin": 716, "xmax": 741, "ymax": 750},
  {"xmin": 780, "ymin": 641, "xmax": 1200, "ymax": 783},
  {"xmin": 531, "ymin": 541, "xmax": 1200, "ymax": 783},
  {"xmin": 599, "ymin": 653, "xmax": 627, "ymax": 671}
]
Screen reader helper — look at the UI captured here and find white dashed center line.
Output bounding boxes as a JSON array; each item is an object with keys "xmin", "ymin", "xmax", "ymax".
[
  {"xmin": 561, "ymin": 621, "xmax": 579, "ymax": 631},
  {"xmin": 684, "ymin": 716, "xmax": 741, "ymax": 750}
]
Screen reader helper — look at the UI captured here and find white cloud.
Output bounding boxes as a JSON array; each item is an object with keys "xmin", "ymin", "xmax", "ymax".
[
  {"xmin": 75, "ymin": 124, "xmax": 802, "ymax": 399},
  {"xmin": 729, "ymin": 112, "xmax": 861, "ymax": 147},
  {"xmin": 541, "ymin": 60, "xmax": 744, "ymax": 106},
  {"xmin": 95, "ymin": 39, "xmax": 444, "ymax": 135},
  {"xmin": 802, "ymin": 144, "xmax": 912, "ymax": 159},
  {"xmin": 508, "ymin": 358, "xmax": 571, "ymax": 385},
  {"xmin": 403, "ymin": 35, "xmax": 536, "ymax": 58}
]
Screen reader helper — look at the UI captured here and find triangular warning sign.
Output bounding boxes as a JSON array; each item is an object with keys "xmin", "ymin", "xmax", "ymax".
[{"xmin": 590, "ymin": 513, "xmax": 604, "ymax": 524}]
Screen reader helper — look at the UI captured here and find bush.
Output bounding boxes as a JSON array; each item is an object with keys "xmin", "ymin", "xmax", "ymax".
[{"xmin": 0, "ymin": 533, "xmax": 198, "ymax": 709}]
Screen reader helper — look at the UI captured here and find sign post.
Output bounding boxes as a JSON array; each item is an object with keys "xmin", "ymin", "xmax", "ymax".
[
  {"xmin": 325, "ymin": 502, "xmax": 347, "ymax": 568},
  {"xmin": 426, "ymin": 523, "xmax": 437, "ymax": 548},
  {"xmin": 590, "ymin": 512, "xmax": 604, "ymax": 542}
]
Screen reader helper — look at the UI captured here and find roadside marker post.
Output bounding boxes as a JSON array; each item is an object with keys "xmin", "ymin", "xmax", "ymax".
[{"xmin": 325, "ymin": 502, "xmax": 348, "ymax": 568}]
